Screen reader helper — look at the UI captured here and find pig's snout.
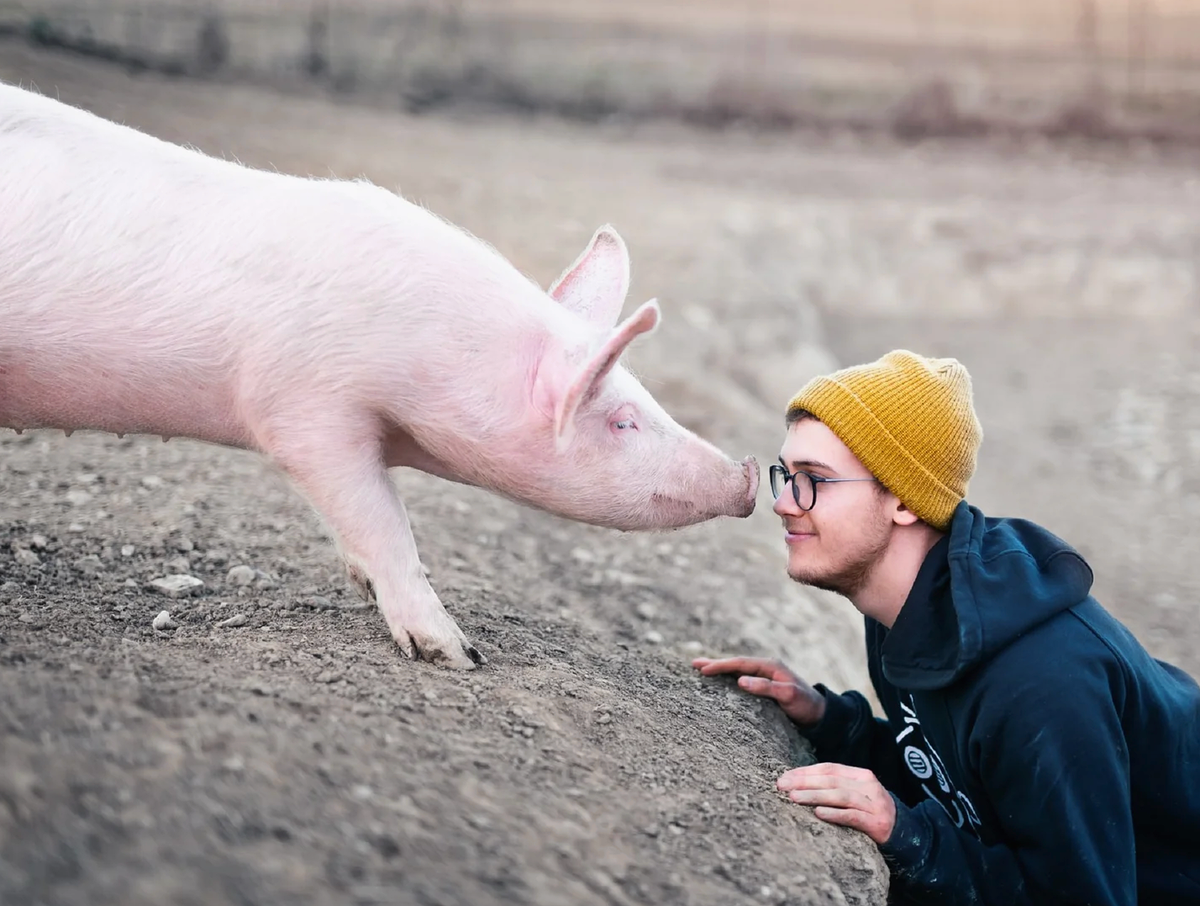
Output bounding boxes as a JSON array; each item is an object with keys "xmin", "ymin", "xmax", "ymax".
[{"xmin": 738, "ymin": 456, "xmax": 760, "ymax": 517}]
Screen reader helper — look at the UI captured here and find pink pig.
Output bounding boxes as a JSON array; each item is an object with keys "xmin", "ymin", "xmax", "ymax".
[{"xmin": 0, "ymin": 84, "xmax": 759, "ymax": 669}]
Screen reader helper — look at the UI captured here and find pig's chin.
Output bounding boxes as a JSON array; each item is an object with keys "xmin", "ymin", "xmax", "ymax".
[{"xmin": 641, "ymin": 494, "xmax": 724, "ymax": 531}]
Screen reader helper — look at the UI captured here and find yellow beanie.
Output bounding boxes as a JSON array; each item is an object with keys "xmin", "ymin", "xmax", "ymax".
[{"xmin": 786, "ymin": 350, "xmax": 982, "ymax": 531}]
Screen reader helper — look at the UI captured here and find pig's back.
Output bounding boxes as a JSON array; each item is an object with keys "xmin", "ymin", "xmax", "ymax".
[{"xmin": 0, "ymin": 83, "xmax": 568, "ymax": 443}]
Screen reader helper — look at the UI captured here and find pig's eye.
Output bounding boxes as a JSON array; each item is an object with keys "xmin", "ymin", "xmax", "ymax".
[{"xmin": 613, "ymin": 418, "xmax": 637, "ymax": 431}]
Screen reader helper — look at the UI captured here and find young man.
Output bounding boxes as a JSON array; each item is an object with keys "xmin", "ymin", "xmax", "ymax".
[{"xmin": 695, "ymin": 350, "xmax": 1200, "ymax": 905}]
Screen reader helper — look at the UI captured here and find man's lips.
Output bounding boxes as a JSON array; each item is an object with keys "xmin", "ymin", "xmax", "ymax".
[{"xmin": 784, "ymin": 528, "xmax": 816, "ymax": 544}]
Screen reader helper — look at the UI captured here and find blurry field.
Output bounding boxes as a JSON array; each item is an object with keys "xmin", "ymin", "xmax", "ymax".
[{"xmin": 5, "ymin": 0, "xmax": 1200, "ymax": 138}]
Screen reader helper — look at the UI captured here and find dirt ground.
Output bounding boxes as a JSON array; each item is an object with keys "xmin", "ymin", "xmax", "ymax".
[{"xmin": 3, "ymin": 40, "xmax": 1200, "ymax": 906}]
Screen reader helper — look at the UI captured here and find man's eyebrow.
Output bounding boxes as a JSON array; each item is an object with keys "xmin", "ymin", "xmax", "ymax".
[{"xmin": 781, "ymin": 456, "xmax": 837, "ymax": 473}]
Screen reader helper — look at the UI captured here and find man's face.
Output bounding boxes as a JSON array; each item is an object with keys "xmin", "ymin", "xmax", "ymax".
[{"xmin": 773, "ymin": 418, "xmax": 893, "ymax": 599}]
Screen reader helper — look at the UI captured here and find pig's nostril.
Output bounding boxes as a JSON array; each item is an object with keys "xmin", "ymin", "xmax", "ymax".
[{"xmin": 742, "ymin": 457, "xmax": 760, "ymax": 505}]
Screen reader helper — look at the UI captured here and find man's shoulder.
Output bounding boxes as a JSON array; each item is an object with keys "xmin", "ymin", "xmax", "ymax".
[{"xmin": 970, "ymin": 597, "xmax": 1132, "ymax": 691}]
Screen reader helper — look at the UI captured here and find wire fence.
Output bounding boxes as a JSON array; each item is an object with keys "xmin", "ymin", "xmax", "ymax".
[{"xmin": 3, "ymin": 0, "xmax": 1200, "ymax": 139}]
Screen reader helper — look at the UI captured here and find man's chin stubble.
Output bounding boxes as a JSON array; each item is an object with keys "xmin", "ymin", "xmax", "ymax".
[{"xmin": 787, "ymin": 565, "xmax": 872, "ymax": 600}]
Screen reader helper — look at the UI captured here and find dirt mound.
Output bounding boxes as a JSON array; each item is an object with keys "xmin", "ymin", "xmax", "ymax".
[{"xmin": 0, "ymin": 428, "xmax": 886, "ymax": 906}]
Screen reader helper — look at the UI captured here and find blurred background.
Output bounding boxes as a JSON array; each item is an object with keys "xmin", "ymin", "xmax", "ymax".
[
  {"xmin": 1, "ymin": 3, "xmax": 1198, "ymax": 905},
  {"xmin": 4, "ymin": 0, "xmax": 1200, "ymax": 140}
]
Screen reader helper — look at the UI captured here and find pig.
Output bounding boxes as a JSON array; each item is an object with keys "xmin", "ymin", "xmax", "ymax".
[{"xmin": 0, "ymin": 83, "xmax": 759, "ymax": 669}]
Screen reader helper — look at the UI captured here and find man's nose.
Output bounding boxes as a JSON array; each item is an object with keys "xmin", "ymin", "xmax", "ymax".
[{"xmin": 773, "ymin": 490, "xmax": 796, "ymax": 518}]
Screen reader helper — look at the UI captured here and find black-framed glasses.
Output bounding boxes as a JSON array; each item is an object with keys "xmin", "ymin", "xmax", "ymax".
[{"xmin": 769, "ymin": 464, "xmax": 878, "ymax": 511}]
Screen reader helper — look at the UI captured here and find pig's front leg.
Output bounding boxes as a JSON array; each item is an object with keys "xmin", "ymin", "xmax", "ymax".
[{"xmin": 260, "ymin": 414, "xmax": 484, "ymax": 670}]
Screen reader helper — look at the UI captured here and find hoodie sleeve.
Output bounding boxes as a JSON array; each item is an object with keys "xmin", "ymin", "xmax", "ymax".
[
  {"xmin": 798, "ymin": 685, "xmax": 927, "ymax": 807},
  {"xmin": 878, "ymin": 652, "xmax": 1137, "ymax": 906}
]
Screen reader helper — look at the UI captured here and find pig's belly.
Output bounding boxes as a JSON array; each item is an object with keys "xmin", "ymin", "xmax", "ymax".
[{"xmin": 0, "ymin": 354, "xmax": 252, "ymax": 448}]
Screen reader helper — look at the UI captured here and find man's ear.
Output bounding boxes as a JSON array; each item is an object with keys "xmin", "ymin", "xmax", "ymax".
[
  {"xmin": 547, "ymin": 224, "xmax": 630, "ymax": 330},
  {"xmin": 892, "ymin": 500, "xmax": 922, "ymax": 528}
]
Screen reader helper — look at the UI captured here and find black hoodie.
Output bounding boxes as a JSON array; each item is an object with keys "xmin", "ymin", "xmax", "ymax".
[{"xmin": 800, "ymin": 501, "xmax": 1200, "ymax": 905}]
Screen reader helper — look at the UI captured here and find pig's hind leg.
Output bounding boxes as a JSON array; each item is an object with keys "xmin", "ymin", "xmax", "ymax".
[{"xmin": 259, "ymin": 414, "xmax": 484, "ymax": 670}]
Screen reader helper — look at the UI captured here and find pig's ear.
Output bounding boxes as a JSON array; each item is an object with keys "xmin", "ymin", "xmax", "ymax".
[
  {"xmin": 547, "ymin": 224, "xmax": 630, "ymax": 330},
  {"xmin": 553, "ymin": 299, "xmax": 660, "ymax": 451}
]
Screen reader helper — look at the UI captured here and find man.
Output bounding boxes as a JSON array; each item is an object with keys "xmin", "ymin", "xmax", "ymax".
[{"xmin": 694, "ymin": 350, "xmax": 1200, "ymax": 905}]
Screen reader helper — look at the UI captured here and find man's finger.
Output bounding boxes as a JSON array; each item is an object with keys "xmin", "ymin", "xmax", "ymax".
[
  {"xmin": 736, "ymin": 676, "xmax": 796, "ymax": 700},
  {"xmin": 810, "ymin": 806, "xmax": 893, "ymax": 845},
  {"xmin": 777, "ymin": 764, "xmax": 876, "ymax": 790},
  {"xmin": 811, "ymin": 806, "xmax": 869, "ymax": 832},
  {"xmin": 692, "ymin": 657, "xmax": 777, "ymax": 678},
  {"xmin": 785, "ymin": 787, "xmax": 869, "ymax": 810}
]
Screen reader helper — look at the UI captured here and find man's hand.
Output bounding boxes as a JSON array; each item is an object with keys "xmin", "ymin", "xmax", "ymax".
[
  {"xmin": 777, "ymin": 764, "xmax": 897, "ymax": 844},
  {"xmin": 691, "ymin": 656, "xmax": 826, "ymax": 727}
]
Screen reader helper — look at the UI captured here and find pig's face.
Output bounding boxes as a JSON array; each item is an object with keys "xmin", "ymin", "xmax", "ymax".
[{"xmin": 520, "ymin": 226, "xmax": 759, "ymax": 531}]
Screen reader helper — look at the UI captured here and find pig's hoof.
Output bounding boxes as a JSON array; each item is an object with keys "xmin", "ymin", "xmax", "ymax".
[
  {"xmin": 395, "ymin": 629, "xmax": 485, "ymax": 670},
  {"xmin": 418, "ymin": 638, "xmax": 486, "ymax": 670}
]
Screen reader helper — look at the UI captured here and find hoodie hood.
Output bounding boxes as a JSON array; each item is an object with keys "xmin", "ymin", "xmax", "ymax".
[{"xmin": 882, "ymin": 500, "xmax": 1095, "ymax": 690}]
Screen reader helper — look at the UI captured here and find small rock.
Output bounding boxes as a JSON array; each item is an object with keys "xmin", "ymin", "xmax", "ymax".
[
  {"xmin": 65, "ymin": 489, "xmax": 93, "ymax": 507},
  {"xmin": 121, "ymin": 545, "xmax": 136, "ymax": 558},
  {"xmin": 67, "ymin": 523, "xmax": 85, "ymax": 533},
  {"xmin": 148, "ymin": 574, "xmax": 204, "ymax": 598},
  {"xmin": 681, "ymin": 640, "xmax": 704, "ymax": 654},
  {"xmin": 351, "ymin": 784, "xmax": 373, "ymax": 800},
  {"xmin": 166, "ymin": 555, "xmax": 191, "ymax": 573},
  {"xmin": 216, "ymin": 613, "xmax": 248, "ymax": 628},
  {"xmin": 644, "ymin": 630, "xmax": 664, "ymax": 645},
  {"xmin": 204, "ymin": 549, "xmax": 229, "ymax": 564},
  {"xmin": 227, "ymin": 565, "xmax": 256, "ymax": 586},
  {"xmin": 152, "ymin": 610, "xmax": 178, "ymax": 630},
  {"xmin": 635, "ymin": 602, "xmax": 657, "ymax": 620},
  {"xmin": 570, "ymin": 547, "xmax": 596, "ymax": 564},
  {"xmin": 124, "ymin": 578, "xmax": 138, "ymax": 588},
  {"xmin": 29, "ymin": 534, "xmax": 49, "ymax": 551},
  {"xmin": 315, "ymin": 670, "xmax": 342, "ymax": 684},
  {"xmin": 176, "ymin": 536, "xmax": 194, "ymax": 552},
  {"xmin": 14, "ymin": 548, "xmax": 40, "ymax": 567},
  {"xmin": 595, "ymin": 712, "xmax": 613, "ymax": 725},
  {"xmin": 75, "ymin": 472, "xmax": 99, "ymax": 485},
  {"xmin": 75, "ymin": 555, "xmax": 104, "ymax": 576},
  {"xmin": 140, "ymin": 475, "xmax": 164, "ymax": 489}
]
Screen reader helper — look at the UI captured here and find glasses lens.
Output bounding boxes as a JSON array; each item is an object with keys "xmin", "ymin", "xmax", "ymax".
[
  {"xmin": 795, "ymin": 473, "xmax": 816, "ymax": 510},
  {"xmin": 769, "ymin": 465, "xmax": 785, "ymax": 499}
]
